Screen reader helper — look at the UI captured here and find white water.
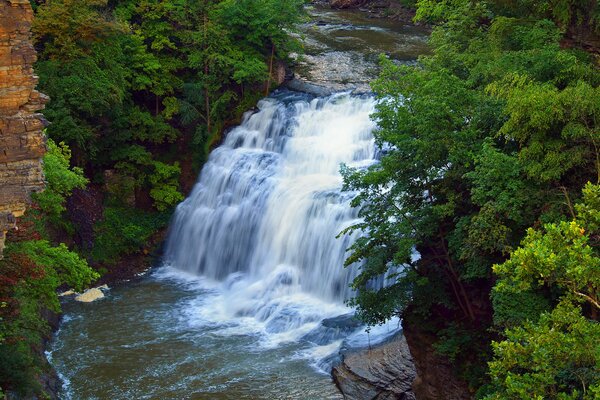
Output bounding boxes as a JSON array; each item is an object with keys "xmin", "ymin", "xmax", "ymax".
[{"xmin": 164, "ymin": 90, "xmax": 398, "ymax": 356}]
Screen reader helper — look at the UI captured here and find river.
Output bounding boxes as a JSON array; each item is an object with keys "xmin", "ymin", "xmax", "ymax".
[{"xmin": 48, "ymin": 5, "xmax": 429, "ymax": 399}]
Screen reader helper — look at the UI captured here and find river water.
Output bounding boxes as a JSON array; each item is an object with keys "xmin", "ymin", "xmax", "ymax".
[{"xmin": 48, "ymin": 6, "xmax": 428, "ymax": 400}]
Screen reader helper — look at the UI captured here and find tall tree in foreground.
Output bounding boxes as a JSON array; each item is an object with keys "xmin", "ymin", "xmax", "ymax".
[{"xmin": 342, "ymin": 0, "xmax": 600, "ymax": 391}]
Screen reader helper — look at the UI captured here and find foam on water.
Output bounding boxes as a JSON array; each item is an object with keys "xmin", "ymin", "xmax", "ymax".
[{"xmin": 163, "ymin": 90, "xmax": 398, "ymax": 368}]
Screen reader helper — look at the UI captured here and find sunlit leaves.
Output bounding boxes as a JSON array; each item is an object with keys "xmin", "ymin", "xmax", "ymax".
[{"xmin": 486, "ymin": 303, "xmax": 600, "ymax": 400}]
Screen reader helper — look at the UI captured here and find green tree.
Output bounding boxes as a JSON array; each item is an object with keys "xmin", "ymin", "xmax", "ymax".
[
  {"xmin": 488, "ymin": 183, "xmax": 600, "ymax": 399},
  {"xmin": 343, "ymin": 0, "xmax": 600, "ymax": 391},
  {"xmin": 33, "ymin": 139, "xmax": 88, "ymax": 225}
]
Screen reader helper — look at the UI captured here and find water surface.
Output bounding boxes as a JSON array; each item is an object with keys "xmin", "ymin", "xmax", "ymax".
[{"xmin": 49, "ymin": 271, "xmax": 345, "ymax": 399}]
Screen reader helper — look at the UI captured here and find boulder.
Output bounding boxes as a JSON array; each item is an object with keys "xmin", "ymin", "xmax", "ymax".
[
  {"xmin": 333, "ymin": 333, "xmax": 417, "ymax": 400},
  {"xmin": 303, "ymin": 313, "xmax": 363, "ymax": 345},
  {"xmin": 75, "ymin": 288, "xmax": 105, "ymax": 303}
]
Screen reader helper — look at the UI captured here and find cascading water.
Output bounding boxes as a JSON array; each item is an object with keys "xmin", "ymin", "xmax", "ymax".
[
  {"xmin": 47, "ymin": 8, "xmax": 430, "ymax": 397},
  {"xmin": 166, "ymin": 91, "xmax": 375, "ymax": 300},
  {"xmin": 163, "ymin": 90, "xmax": 395, "ymax": 353},
  {"xmin": 45, "ymin": 92, "xmax": 400, "ymax": 399}
]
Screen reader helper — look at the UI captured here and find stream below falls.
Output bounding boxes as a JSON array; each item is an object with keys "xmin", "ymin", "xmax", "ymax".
[{"xmin": 48, "ymin": 5, "xmax": 429, "ymax": 400}]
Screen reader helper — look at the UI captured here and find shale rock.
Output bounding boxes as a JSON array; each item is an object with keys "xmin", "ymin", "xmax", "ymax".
[
  {"xmin": 403, "ymin": 321, "xmax": 471, "ymax": 400},
  {"xmin": 333, "ymin": 333, "xmax": 417, "ymax": 400},
  {"xmin": 0, "ymin": 0, "xmax": 48, "ymax": 257}
]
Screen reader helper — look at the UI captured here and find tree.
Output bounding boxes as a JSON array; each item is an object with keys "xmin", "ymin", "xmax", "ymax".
[
  {"xmin": 342, "ymin": 0, "xmax": 600, "ymax": 390},
  {"xmin": 33, "ymin": 139, "xmax": 88, "ymax": 226},
  {"xmin": 488, "ymin": 183, "xmax": 600, "ymax": 399}
]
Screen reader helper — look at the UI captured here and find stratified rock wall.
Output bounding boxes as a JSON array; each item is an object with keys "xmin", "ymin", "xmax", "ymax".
[
  {"xmin": 0, "ymin": 0, "xmax": 48, "ymax": 257},
  {"xmin": 333, "ymin": 334, "xmax": 417, "ymax": 400}
]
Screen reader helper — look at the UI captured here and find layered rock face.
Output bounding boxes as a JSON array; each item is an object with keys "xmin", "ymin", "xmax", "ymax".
[
  {"xmin": 333, "ymin": 334, "xmax": 417, "ymax": 400},
  {"xmin": 404, "ymin": 322, "xmax": 471, "ymax": 400},
  {"xmin": 0, "ymin": 0, "xmax": 48, "ymax": 257}
]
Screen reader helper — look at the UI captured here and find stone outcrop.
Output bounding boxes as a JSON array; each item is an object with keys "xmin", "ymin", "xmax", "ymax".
[
  {"xmin": 332, "ymin": 323, "xmax": 471, "ymax": 400},
  {"xmin": 333, "ymin": 333, "xmax": 417, "ymax": 400},
  {"xmin": 0, "ymin": 0, "xmax": 48, "ymax": 257}
]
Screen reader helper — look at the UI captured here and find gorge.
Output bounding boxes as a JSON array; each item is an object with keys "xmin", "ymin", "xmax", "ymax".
[
  {"xmin": 5, "ymin": 0, "xmax": 596, "ymax": 398},
  {"xmin": 47, "ymin": 5, "xmax": 430, "ymax": 399}
]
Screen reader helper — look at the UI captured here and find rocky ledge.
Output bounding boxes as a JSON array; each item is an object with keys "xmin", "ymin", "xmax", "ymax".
[
  {"xmin": 333, "ymin": 333, "xmax": 417, "ymax": 400},
  {"xmin": 0, "ymin": 0, "xmax": 48, "ymax": 258}
]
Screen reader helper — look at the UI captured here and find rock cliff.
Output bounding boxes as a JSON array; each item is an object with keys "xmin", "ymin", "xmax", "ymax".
[
  {"xmin": 403, "ymin": 321, "xmax": 471, "ymax": 400},
  {"xmin": 0, "ymin": 0, "xmax": 48, "ymax": 257},
  {"xmin": 333, "ymin": 334, "xmax": 417, "ymax": 400},
  {"xmin": 332, "ymin": 326, "xmax": 471, "ymax": 400}
]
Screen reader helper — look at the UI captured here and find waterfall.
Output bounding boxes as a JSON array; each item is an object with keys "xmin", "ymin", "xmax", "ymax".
[{"xmin": 163, "ymin": 90, "xmax": 385, "ymax": 349}]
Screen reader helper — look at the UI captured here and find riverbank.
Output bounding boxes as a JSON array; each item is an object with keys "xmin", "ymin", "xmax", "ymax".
[{"xmin": 313, "ymin": 0, "xmax": 422, "ymax": 25}]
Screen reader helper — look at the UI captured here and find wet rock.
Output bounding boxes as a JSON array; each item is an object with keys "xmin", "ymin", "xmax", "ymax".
[
  {"xmin": 284, "ymin": 79, "xmax": 336, "ymax": 97},
  {"xmin": 333, "ymin": 333, "xmax": 417, "ymax": 400},
  {"xmin": 330, "ymin": 0, "xmax": 367, "ymax": 9},
  {"xmin": 303, "ymin": 313, "xmax": 363, "ymax": 345},
  {"xmin": 75, "ymin": 288, "xmax": 105, "ymax": 303},
  {"xmin": 323, "ymin": 313, "xmax": 363, "ymax": 330}
]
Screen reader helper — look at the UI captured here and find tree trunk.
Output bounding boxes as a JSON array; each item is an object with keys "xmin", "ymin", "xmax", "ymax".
[
  {"xmin": 265, "ymin": 43, "xmax": 275, "ymax": 97},
  {"xmin": 203, "ymin": 11, "xmax": 211, "ymax": 135},
  {"xmin": 438, "ymin": 229, "xmax": 476, "ymax": 321}
]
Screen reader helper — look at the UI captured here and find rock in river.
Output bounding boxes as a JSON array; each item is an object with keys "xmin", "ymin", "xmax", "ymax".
[
  {"xmin": 75, "ymin": 288, "xmax": 105, "ymax": 303},
  {"xmin": 333, "ymin": 333, "xmax": 417, "ymax": 400},
  {"xmin": 330, "ymin": 0, "xmax": 367, "ymax": 8}
]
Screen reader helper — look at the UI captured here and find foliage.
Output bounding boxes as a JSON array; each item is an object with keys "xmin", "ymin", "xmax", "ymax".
[
  {"xmin": 0, "ymin": 241, "xmax": 97, "ymax": 396},
  {"xmin": 342, "ymin": 0, "xmax": 600, "ymax": 393},
  {"xmin": 90, "ymin": 206, "xmax": 171, "ymax": 264},
  {"xmin": 487, "ymin": 184, "xmax": 600, "ymax": 398},
  {"xmin": 2, "ymin": 0, "xmax": 306, "ymax": 395},
  {"xmin": 33, "ymin": 0, "xmax": 304, "ymax": 213},
  {"xmin": 33, "ymin": 139, "xmax": 88, "ymax": 226},
  {"xmin": 0, "ymin": 137, "xmax": 97, "ymax": 396},
  {"xmin": 494, "ymin": 183, "xmax": 600, "ymax": 313},
  {"xmin": 486, "ymin": 302, "xmax": 600, "ymax": 399}
]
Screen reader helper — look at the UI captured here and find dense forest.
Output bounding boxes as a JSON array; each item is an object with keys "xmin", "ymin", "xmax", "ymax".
[
  {"xmin": 1, "ymin": 0, "xmax": 303, "ymax": 396},
  {"xmin": 342, "ymin": 0, "xmax": 600, "ymax": 398},
  {"xmin": 0, "ymin": 0, "xmax": 599, "ymax": 398}
]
